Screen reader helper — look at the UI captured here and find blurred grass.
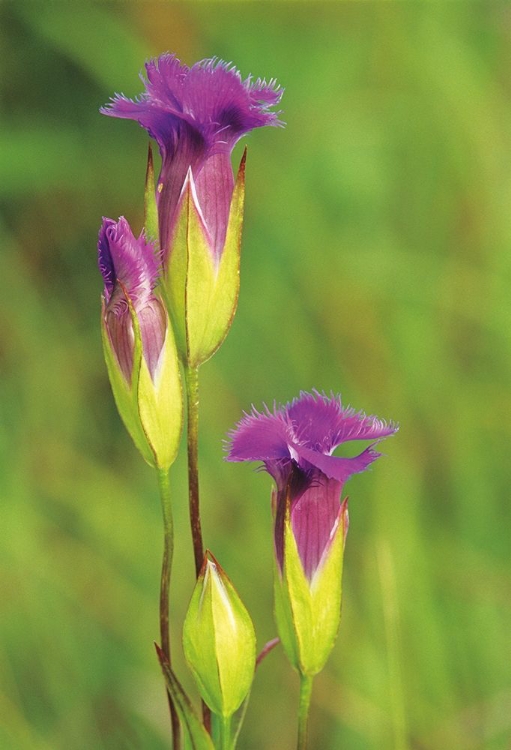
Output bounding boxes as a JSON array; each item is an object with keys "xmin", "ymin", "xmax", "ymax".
[{"xmin": 1, "ymin": 2, "xmax": 511, "ymax": 748}]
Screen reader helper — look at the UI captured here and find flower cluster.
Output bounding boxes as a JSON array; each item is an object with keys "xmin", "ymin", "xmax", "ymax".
[
  {"xmin": 98, "ymin": 54, "xmax": 283, "ymax": 470},
  {"xmin": 99, "ymin": 50, "xmax": 398, "ymax": 750}
]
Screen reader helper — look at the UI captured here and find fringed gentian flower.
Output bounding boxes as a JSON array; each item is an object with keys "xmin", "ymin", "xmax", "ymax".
[
  {"xmin": 98, "ymin": 217, "xmax": 182, "ymax": 470},
  {"xmin": 227, "ymin": 391, "xmax": 398, "ymax": 676},
  {"xmin": 101, "ymin": 54, "xmax": 283, "ymax": 262},
  {"xmin": 101, "ymin": 54, "xmax": 284, "ymax": 366}
]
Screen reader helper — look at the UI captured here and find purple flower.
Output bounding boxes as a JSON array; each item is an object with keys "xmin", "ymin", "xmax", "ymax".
[
  {"xmin": 227, "ymin": 391, "xmax": 398, "ymax": 581},
  {"xmin": 101, "ymin": 54, "xmax": 283, "ymax": 263},
  {"xmin": 98, "ymin": 216, "xmax": 166, "ymax": 383}
]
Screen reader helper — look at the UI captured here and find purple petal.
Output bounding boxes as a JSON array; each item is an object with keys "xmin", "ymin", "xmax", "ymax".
[
  {"xmin": 286, "ymin": 391, "xmax": 398, "ymax": 453},
  {"xmin": 101, "ymin": 54, "xmax": 283, "ymax": 261},
  {"xmin": 291, "ymin": 442, "xmax": 383, "ymax": 483},
  {"xmin": 101, "ymin": 54, "xmax": 283, "ymax": 157},
  {"xmin": 227, "ymin": 392, "xmax": 398, "ymax": 469},
  {"xmin": 290, "ymin": 475, "xmax": 343, "ymax": 581},
  {"xmin": 98, "ymin": 217, "xmax": 165, "ymax": 383},
  {"xmin": 193, "ymin": 152, "xmax": 234, "ymax": 262},
  {"xmin": 98, "ymin": 216, "xmax": 159, "ymax": 307},
  {"xmin": 104, "ymin": 305, "xmax": 135, "ymax": 383},
  {"xmin": 227, "ymin": 406, "xmax": 292, "ymax": 462},
  {"xmin": 156, "ymin": 127, "xmax": 207, "ymax": 257},
  {"xmin": 273, "ymin": 468, "xmax": 346, "ymax": 581},
  {"xmin": 137, "ymin": 298, "xmax": 167, "ymax": 381},
  {"xmin": 98, "ymin": 217, "xmax": 117, "ymax": 300}
]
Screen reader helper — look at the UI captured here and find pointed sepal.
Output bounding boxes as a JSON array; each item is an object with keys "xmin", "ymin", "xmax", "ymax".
[
  {"xmin": 137, "ymin": 321, "xmax": 183, "ymax": 470},
  {"xmin": 183, "ymin": 551, "xmax": 256, "ymax": 718},
  {"xmin": 144, "ymin": 143, "xmax": 159, "ymax": 245},
  {"xmin": 164, "ymin": 152, "xmax": 246, "ymax": 367},
  {"xmin": 101, "ymin": 292, "xmax": 182, "ymax": 470},
  {"xmin": 274, "ymin": 499, "xmax": 348, "ymax": 676},
  {"xmin": 155, "ymin": 644, "xmax": 214, "ymax": 750}
]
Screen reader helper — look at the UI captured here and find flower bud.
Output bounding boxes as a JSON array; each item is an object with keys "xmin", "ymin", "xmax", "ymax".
[
  {"xmin": 183, "ymin": 551, "xmax": 256, "ymax": 718},
  {"xmin": 98, "ymin": 217, "xmax": 182, "ymax": 470}
]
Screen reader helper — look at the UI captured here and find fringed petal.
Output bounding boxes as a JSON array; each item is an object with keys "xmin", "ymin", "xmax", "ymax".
[
  {"xmin": 98, "ymin": 217, "xmax": 165, "ymax": 383},
  {"xmin": 286, "ymin": 390, "xmax": 398, "ymax": 454},
  {"xmin": 227, "ymin": 406, "xmax": 292, "ymax": 462},
  {"xmin": 101, "ymin": 54, "xmax": 283, "ymax": 261}
]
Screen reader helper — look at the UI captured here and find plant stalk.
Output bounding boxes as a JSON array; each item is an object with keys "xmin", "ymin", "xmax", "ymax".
[
  {"xmin": 185, "ymin": 365, "xmax": 204, "ymax": 577},
  {"xmin": 218, "ymin": 714, "xmax": 232, "ymax": 750},
  {"xmin": 157, "ymin": 468, "xmax": 181, "ymax": 749},
  {"xmin": 184, "ymin": 364, "xmax": 211, "ymax": 732},
  {"xmin": 297, "ymin": 674, "xmax": 313, "ymax": 750}
]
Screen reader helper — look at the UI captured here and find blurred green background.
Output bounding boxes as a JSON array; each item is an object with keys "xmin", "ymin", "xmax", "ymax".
[{"xmin": 1, "ymin": 2, "xmax": 510, "ymax": 749}]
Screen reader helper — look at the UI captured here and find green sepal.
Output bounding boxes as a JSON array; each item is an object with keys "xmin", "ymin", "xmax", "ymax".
[
  {"xmin": 164, "ymin": 151, "xmax": 246, "ymax": 367},
  {"xmin": 144, "ymin": 143, "xmax": 159, "ymax": 245},
  {"xmin": 101, "ymin": 294, "xmax": 183, "ymax": 470},
  {"xmin": 155, "ymin": 643, "xmax": 214, "ymax": 750},
  {"xmin": 183, "ymin": 551, "xmax": 256, "ymax": 718},
  {"xmin": 274, "ymin": 499, "xmax": 347, "ymax": 677},
  {"xmin": 137, "ymin": 322, "xmax": 183, "ymax": 470},
  {"xmin": 101, "ymin": 301, "xmax": 154, "ymax": 467},
  {"xmin": 307, "ymin": 500, "xmax": 347, "ymax": 672}
]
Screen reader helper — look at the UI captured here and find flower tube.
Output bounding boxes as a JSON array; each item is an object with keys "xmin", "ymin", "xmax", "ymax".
[
  {"xmin": 98, "ymin": 216, "xmax": 182, "ymax": 470},
  {"xmin": 227, "ymin": 390, "xmax": 398, "ymax": 676},
  {"xmin": 101, "ymin": 54, "xmax": 283, "ymax": 365}
]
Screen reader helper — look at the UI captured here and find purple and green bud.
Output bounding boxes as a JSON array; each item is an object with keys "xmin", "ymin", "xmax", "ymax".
[
  {"xmin": 227, "ymin": 390, "xmax": 398, "ymax": 675},
  {"xmin": 183, "ymin": 551, "xmax": 256, "ymax": 718},
  {"xmin": 98, "ymin": 217, "xmax": 182, "ymax": 470},
  {"xmin": 102, "ymin": 54, "xmax": 283, "ymax": 366}
]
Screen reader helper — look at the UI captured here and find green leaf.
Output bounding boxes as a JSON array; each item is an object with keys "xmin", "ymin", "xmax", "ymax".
[{"xmin": 155, "ymin": 644, "xmax": 214, "ymax": 750}]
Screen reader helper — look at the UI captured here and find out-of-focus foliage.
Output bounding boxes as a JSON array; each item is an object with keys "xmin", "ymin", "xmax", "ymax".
[{"xmin": 1, "ymin": 3, "xmax": 510, "ymax": 749}]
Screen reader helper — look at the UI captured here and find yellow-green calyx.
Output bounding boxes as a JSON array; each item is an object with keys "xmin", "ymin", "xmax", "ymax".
[
  {"xmin": 183, "ymin": 550, "xmax": 256, "ymax": 718},
  {"xmin": 274, "ymin": 499, "xmax": 348, "ymax": 677},
  {"xmin": 101, "ymin": 294, "xmax": 182, "ymax": 471},
  {"xmin": 163, "ymin": 152, "xmax": 246, "ymax": 368}
]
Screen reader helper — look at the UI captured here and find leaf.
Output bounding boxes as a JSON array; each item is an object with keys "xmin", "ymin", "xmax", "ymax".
[{"xmin": 155, "ymin": 644, "xmax": 214, "ymax": 750}]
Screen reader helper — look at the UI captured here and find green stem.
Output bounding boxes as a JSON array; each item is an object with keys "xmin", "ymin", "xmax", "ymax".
[
  {"xmin": 297, "ymin": 674, "xmax": 313, "ymax": 750},
  {"xmin": 218, "ymin": 714, "xmax": 232, "ymax": 750},
  {"xmin": 184, "ymin": 364, "xmax": 211, "ymax": 732},
  {"xmin": 157, "ymin": 468, "xmax": 181, "ymax": 750},
  {"xmin": 185, "ymin": 365, "xmax": 204, "ymax": 577}
]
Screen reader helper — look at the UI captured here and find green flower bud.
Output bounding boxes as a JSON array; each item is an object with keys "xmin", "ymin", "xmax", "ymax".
[
  {"xmin": 99, "ymin": 216, "xmax": 182, "ymax": 471},
  {"xmin": 183, "ymin": 551, "xmax": 256, "ymax": 718}
]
